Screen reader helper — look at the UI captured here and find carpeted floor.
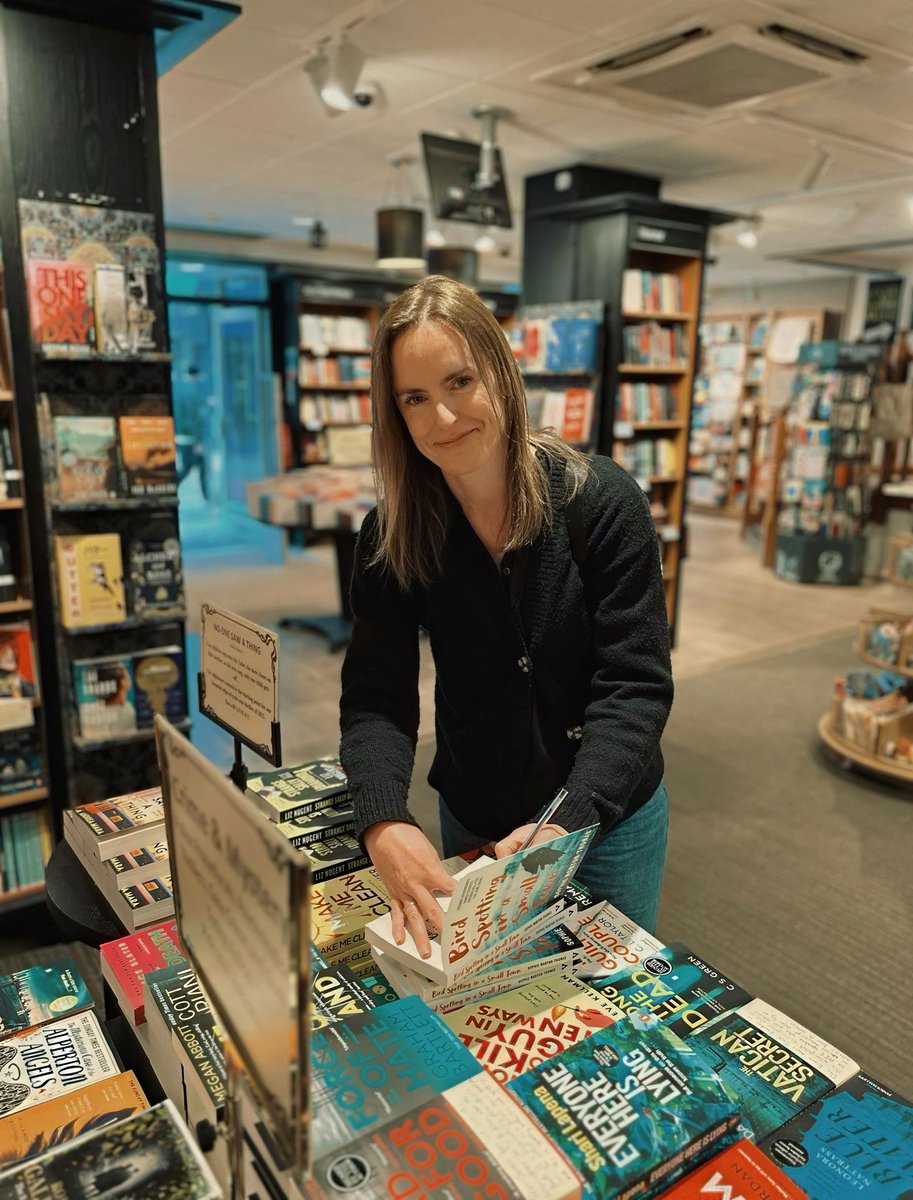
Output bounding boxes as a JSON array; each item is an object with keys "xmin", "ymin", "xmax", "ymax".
[{"xmin": 658, "ymin": 630, "xmax": 913, "ymax": 1096}]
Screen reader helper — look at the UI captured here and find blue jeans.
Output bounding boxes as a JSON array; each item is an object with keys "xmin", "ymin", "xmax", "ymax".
[{"xmin": 438, "ymin": 781, "xmax": 669, "ymax": 935}]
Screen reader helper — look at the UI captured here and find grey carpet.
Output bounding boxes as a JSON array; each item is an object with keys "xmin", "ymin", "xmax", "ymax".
[{"xmin": 659, "ymin": 632, "xmax": 913, "ymax": 1096}]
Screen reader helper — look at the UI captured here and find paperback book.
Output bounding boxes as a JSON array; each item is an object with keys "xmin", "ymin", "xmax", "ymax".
[
  {"xmin": 365, "ymin": 828, "xmax": 595, "ymax": 985},
  {"xmin": 144, "ymin": 963, "xmax": 225, "ymax": 1120},
  {"xmin": 276, "ymin": 798, "xmax": 356, "ymax": 847},
  {"xmin": 443, "ymin": 971, "xmax": 623, "ymax": 1083},
  {"xmin": 93, "ymin": 263, "xmax": 129, "ymax": 353},
  {"xmin": 72, "ymin": 655, "xmax": 137, "ymax": 740},
  {"xmin": 55, "ymin": 533, "xmax": 126, "ymax": 628},
  {"xmin": 587, "ymin": 942, "xmax": 753, "ymax": 1039},
  {"xmin": 0, "ymin": 1011, "xmax": 118, "ymax": 1119},
  {"xmin": 311, "ymin": 961, "xmax": 383, "ymax": 1031},
  {"xmin": 0, "ymin": 623, "xmax": 37, "ymax": 702},
  {"xmin": 0, "ymin": 1099, "xmax": 221, "ymax": 1199},
  {"xmin": 661, "ymin": 1139, "xmax": 807, "ymax": 1200},
  {"xmin": 118, "ymin": 415, "xmax": 177, "ymax": 497},
  {"xmin": 687, "ymin": 997, "xmax": 859, "ymax": 1142},
  {"xmin": 117, "ymin": 873, "xmax": 175, "ymax": 932},
  {"xmin": 573, "ymin": 901, "xmax": 663, "ymax": 979},
  {"xmin": 0, "ymin": 959, "xmax": 93, "ymax": 1040},
  {"xmin": 104, "ymin": 839, "xmax": 169, "ymax": 885},
  {"xmin": 132, "ymin": 646, "xmax": 187, "ymax": 728},
  {"xmin": 310, "ymin": 995, "xmax": 483, "ymax": 1159},
  {"xmin": 0, "ymin": 728, "xmax": 43, "ymax": 795},
  {"xmin": 26, "ymin": 259, "xmax": 94, "ymax": 354},
  {"xmin": 303, "ymin": 831, "xmax": 371, "ymax": 881},
  {"xmin": 247, "ymin": 756, "xmax": 349, "ymax": 823},
  {"xmin": 760, "ymin": 1071, "xmax": 913, "ymax": 1199},
  {"xmin": 53, "ymin": 415, "xmax": 119, "ymax": 501},
  {"xmin": 127, "ymin": 529, "xmax": 185, "ymax": 618},
  {"xmin": 99, "ymin": 919, "xmax": 185, "ymax": 1025},
  {"xmin": 305, "ymin": 1069, "xmax": 582, "ymax": 1200},
  {"xmin": 508, "ymin": 1016, "xmax": 742, "ymax": 1200},
  {"xmin": 0, "ymin": 1070, "xmax": 147, "ymax": 1166},
  {"xmin": 311, "ymin": 865, "xmax": 391, "ymax": 976},
  {"xmin": 63, "ymin": 787, "xmax": 164, "ymax": 861}
]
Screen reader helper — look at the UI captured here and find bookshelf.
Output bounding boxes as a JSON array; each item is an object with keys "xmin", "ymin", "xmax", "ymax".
[
  {"xmin": 725, "ymin": 308, "xmax": 842, "ymax": 564},
  {"xmin": 0, "ymin": 263, "xmax": 53, "ymax": 910},
  {"xmin": 0, "ymin": 14, "xmax": 190, "ymax": 815}
]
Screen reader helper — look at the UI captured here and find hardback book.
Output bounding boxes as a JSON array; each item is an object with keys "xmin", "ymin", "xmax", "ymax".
[
  {"xmin": 0, "ymin": 959, "xmax": 93, "ymax": 1040},
  {"xmin": 114, "ymin": 872, "xmax": 175, "ymax": 932},
  {"xmin": 26, "ymin": 259, "xmax": 94, "ymax": 354},
  {"xmin": 311, "ymin": 961, "xmax": 383, "ymax": 1031},
  {"xmin": 0, "ymin": 728, "xmax": 44, "ymax": 795},
  {"xmin": 132, "ymin": 645, "xmax": 187, "ymax": 728},
  {"xmin": 99, "ymin": 919, "xmax": 185, "ymax": 1025},
  {"xmin": 305, "ymin": 1070, "xmax": 583, "ymax": 1200},
  {"xmin": 387, "ymin": 924, "xmax": 583, "ymax": 1010},
  {"xmin": 104, "ymin": 840, "xmax": 169, "ymax": 887},
  {"xmin": 52, "ymin": 415, "xmax": 119, "ymax": 501},
  {"xmin": 118, "ymin": 415, "xmax": 177, "ymax": 497},
  {"xmin": 760, "ymin": 1071, "xmax": 913, "ymax": 1199},
  {"xmin": 276, "ymin": 798, "xmax": 356, "ymax": 847},
  {"xmin": 311, "ymin": 865, "xmax": 391, "ymax": 976},
  {"xmin": 55, "ymin": 533, "xmax": 126, "ymax": 628},
  {"xmin": 0, "ymin": 622, "xmax": 37, "ymax": 702},
  {"xmin": 508, "ymin": 1016, "xmax": 742, "ymax": 1200},
  {"xmin": 303, "ymin": 831, "xmax": 371, "ymax": 882},
  {"xmin": 588, "ymin": 942, "xmax": 753, "ymax": 1039},
  {"xmin": 687, "ymin": 998, "xmax": 859, "ymax": 1143},
  {"xmin": 573, "ymin": 900, "xmax": 664, "ymax": 978},
  {"xmin": 63, "ymin": 787, "xmax": 164, "ymax": 861},
  {"xmin": 365, "ymin": 828, "xmax": 596, "ymax": 986},
  {"xmin": 93, "ymin": 263, "xmax": 129, "ymax": 354},
  {"xmin": 657, "ymin": 1139, "xmax": 807, "ymax": 1200},
  {"xmin": 0, "ymin": 1011, "xmax": 119, "ymax": 1119},
  {"xmin": 127, "ymin": 530, "xmax": 185, "ymax": 618},
  {"xmin": 443, "ymin": 971, "xmax": 623, "ymax": 1084},
  {"xmin": 310, "ymin": 995, "xmax": 483, "ymax": 1160},
  {"xmin": 0, "ymin": 1070, "xmax": 147, "ymax": 1167},
  {"xmin": 72, "ymin": 655, "xmax": 137, "ymax": 741},
  {"xmin": 0, "ymin": 1099, "xmax": 221, "ymax": 1199},
  {"xmin": 246, "ymin": 757, "xmax": 349, "ymax": 823}
]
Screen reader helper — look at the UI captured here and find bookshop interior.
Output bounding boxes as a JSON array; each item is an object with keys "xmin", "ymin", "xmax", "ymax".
[{"xmin": 1, "ymin": 0, "xmax": 913, "ymax": 1196}]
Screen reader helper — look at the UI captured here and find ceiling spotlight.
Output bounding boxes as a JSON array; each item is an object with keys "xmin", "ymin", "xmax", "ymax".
[
  {"xmin": 426, "ymin": 228, "xmax": 446, "ymax": 248},
  {"xmin": 474, "ymin": 232, "xmax": 496, "ymax": 254},
  {"xmin": 736, "ymin": 217, "xmax": 762, "ymax": 250},
  {"xmin": 304, "ymin": 37, "xmax": 365, "ymax": 114}
]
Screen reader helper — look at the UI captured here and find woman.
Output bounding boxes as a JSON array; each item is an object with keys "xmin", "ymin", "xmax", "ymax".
[{"xmin": 340, "ymin": 276, "xmax": 673, "ymax": 959}]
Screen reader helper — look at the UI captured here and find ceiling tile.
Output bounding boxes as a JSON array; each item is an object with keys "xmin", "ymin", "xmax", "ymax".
[{"xmin": 174, "ymin": 22, "xmax": 304, "ymax": 86}]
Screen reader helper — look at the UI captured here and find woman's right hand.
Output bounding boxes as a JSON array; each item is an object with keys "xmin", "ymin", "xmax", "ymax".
[{"xmin": 362, "ymin": 820, "xmax": 455, "ymax": 960}]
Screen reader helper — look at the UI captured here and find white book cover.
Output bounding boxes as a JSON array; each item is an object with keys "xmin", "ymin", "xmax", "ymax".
[
  {"xmin": 366, "ymin": 826, "xmax": 594, "ymax": 985},
  {"xmin": 0, "ymin": 1011, "xmax": 119, "ymax": 1118},
  {"xmin": 574, "ymin": 901, "xmax": 664, "ymax": 980},
  {"xmin": 737, "ymin": 998, "xmax": 859, "ymax": 1086}
]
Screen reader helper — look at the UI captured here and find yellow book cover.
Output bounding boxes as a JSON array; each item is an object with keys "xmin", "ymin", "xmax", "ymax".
[
  {"xmin": 55, "ymin": 533, "xmax": 126, "ymax": 628},
  {"xmin": 0, "ymin": 1070, "xmax": 148, "ymax": 1165},
  {"xmin": 443, "ymin": 971, "xmax": 623, "ymax": 1084}
]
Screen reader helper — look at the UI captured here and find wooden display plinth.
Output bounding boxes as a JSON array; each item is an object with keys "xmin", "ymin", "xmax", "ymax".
[{"xmin": 818, "ymin": 712, "xmax": 913, "ymax": 786}]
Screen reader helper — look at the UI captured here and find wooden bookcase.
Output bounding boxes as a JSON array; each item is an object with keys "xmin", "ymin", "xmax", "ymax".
[{"xmin": 0, "ymin": 263, "xmax": 53, "ymax": 913}]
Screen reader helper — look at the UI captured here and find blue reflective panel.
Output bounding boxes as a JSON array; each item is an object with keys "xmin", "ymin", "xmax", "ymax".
[{"xmin": 165, "ymin": 256, "xmax": 268, "ymax": 301}]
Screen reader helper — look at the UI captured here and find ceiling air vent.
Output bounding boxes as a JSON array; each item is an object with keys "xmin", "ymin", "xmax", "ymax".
[{"xmin": 538, "ymin": 23, "xmax": 865, "ymax": 117}]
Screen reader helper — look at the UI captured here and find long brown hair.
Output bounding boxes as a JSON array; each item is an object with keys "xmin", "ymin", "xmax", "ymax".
[{"xmin": 371, "ymin": 275, "xmax": 589, "ymax": 589}]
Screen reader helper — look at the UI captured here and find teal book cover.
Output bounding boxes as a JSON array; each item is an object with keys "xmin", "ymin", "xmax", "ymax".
[
  {"xmin": 508, "ymin": 1015, "xmax": 741, "ymax": 1200},
  {"xmin": 760, "ymin": 1072, "xmax": 913, "ymax": 1199},
  {"xmin": 588, "ymin": 941, "xmax": 752, "ymax": 1040},
  {"xmin": 311, "ymin": 995, "xmax": 482, "ymax": 1159},
  {"xmin": 0, "ymin": 959, "xmax": 93, "ymax": 1040},
  {"xmin": 687, "ymin": 999, "xmax": 858, "ymax": 1143}
]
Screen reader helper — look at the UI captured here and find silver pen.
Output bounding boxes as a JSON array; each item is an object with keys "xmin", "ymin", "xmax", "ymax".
[{"xmin": 518, "ymin": 787, "xmax": 569, "ymax": 852}]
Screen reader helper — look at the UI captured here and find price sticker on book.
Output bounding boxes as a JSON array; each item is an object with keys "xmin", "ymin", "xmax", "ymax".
[
  {"xmin": 200, "ymin": 603, "xmax": 280, "ymax": 764},
  {"xmin": 156, "ymin": 715, "xmax": 310, "ymax": 1183}
]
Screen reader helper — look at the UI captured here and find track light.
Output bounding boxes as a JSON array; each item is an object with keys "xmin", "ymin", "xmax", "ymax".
[
  {"xmin": 736, "ymin": 217, "xmax": 762, "ymax": 250},
  {"xmin": 304, "ymin": 37, "xmax": 365, "ymax": 114},
  {"xmin": 426, "ymin": 228, "xmax": 446, "ymax": 248}
]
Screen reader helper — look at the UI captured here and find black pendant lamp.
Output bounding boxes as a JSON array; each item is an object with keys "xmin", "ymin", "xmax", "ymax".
[
  {"xmin": 376, "ymin": 207, "xmax": 425, "ymax": 270},
  {"xmin": 426, "ymin": 246, "xmax": 479, "ymax": 287}
]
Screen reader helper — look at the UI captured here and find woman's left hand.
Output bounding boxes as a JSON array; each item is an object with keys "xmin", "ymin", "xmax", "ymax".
[{"xmin": 493, "ymin": 822, "xmax": 569, "ymax": 859}]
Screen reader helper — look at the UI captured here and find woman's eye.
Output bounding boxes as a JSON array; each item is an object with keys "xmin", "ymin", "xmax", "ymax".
[
  {"xmin": 403, "ymin": 394, "xmax": 425, "ymax": 407},
  {"xmin": 453, "ymin": 375, "xmax": 472, "ymax": 390}
]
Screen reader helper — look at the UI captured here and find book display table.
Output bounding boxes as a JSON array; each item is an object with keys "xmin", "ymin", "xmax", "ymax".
[
  {"xmin": 44, "ymin": 838, "xmax": 123, "ymax": 947},
  {"xmin": 246, "ymin": 467, "xmax": 375, "ymax": 650}
]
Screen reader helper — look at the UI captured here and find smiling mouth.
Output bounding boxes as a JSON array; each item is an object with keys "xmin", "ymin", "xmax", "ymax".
[{"xmin": 436, "ymin": 429, "xmax": 475, "ymax": 448}]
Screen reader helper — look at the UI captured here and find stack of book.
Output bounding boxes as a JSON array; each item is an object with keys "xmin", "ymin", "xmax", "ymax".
[
  {"xmin": 62, "ymin": 787, "xmax": 173, "ymax": 930},
  {"xmin": 246, "ymin": 757, "xmax": 370, "ymax": 881}
]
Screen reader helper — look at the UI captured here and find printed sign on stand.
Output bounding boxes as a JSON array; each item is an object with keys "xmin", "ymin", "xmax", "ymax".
[
  {"xmin": 199, "ymin": 603, "xmax": 281, "ymax": 766},
  {"xmin": 156, "ymin": 715, "xmax": 311, "ymax": 1185}
]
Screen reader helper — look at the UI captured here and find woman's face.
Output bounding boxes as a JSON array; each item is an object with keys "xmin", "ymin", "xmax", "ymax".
[{"xmin": 391, "ymin": 321, "xmax": 506, "ymax": 480}]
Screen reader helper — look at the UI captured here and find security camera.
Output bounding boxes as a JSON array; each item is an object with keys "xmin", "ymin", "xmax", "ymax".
[
  {"xmin": 310, "ymin": 220, "xmax": 328, "ymax": 249},
  {"xmin": 353, "ymin": 82, "xmax": 378, "ymax": 108}
]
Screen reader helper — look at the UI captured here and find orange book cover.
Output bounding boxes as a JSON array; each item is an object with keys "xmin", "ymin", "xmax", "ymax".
[
  {"xmin": 658, "ymin": 1139, "xmax": 809, "ymax": 1200},
  {"xmin": 0, "ymin": 621, "xmax": 37, "ymax": 701},
  {"xmin": 561, "ymin": 389, "xmax": 594, "ymax": 444},
  {"xmin": 118, "ymin": 415, "xmax": 176, "ymax": 497},
  {"xmin": 0, "ymin": 1070, "xmax": 148, "ymax": 1166}
]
